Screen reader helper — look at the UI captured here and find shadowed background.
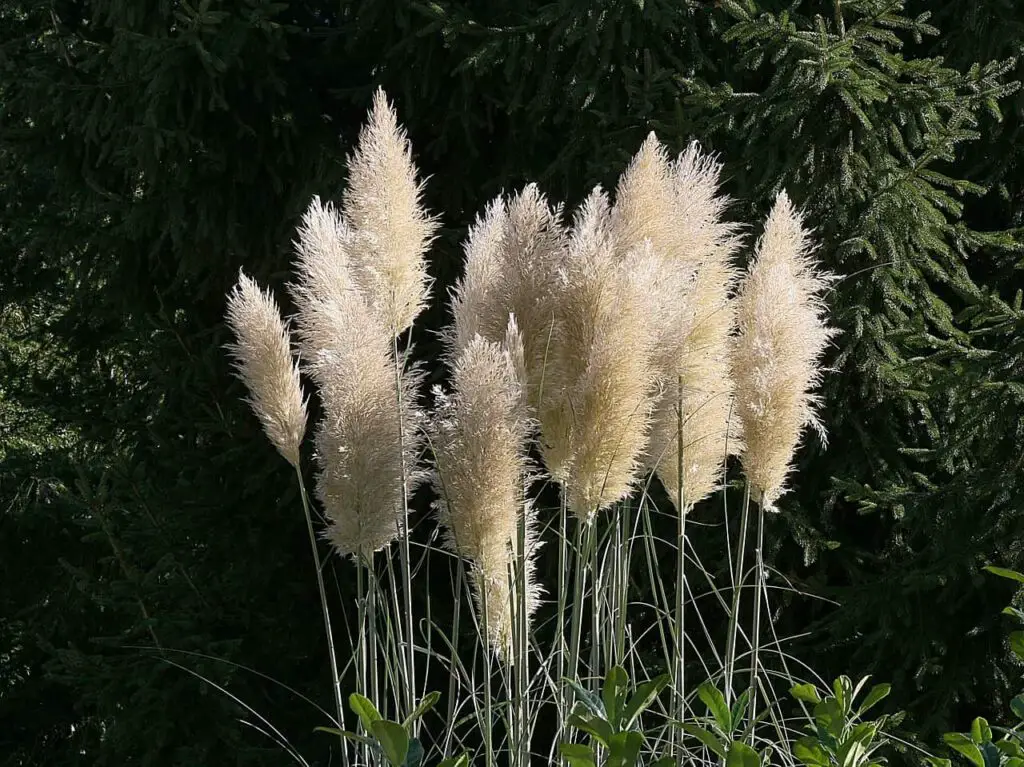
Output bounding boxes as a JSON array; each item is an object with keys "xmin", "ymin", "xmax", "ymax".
[{"xmin": 2, "ymin": 0, "xmax": 1022, "ymax": 764}]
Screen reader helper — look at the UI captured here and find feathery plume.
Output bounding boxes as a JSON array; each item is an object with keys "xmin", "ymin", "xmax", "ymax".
[
  {"xmin": 343, "ymin": 87, "xmax": 439, "ymax": 336},
  {"xmin": 431, "ymin": 334, "xmax": 539, "ymax": 657},
  {"xmin": 611, "ymin": 133, "xmax": 689, "ymax": 266},
  {"xmin": 445, "ymin": 184, "xmax": 566, "ymax": 408},
  {"xmin": 541, "ymin": 188, "xmax": 661, "ymax": 520},
  {"xmin": 733, "ymin": 192, "xmax": 835, "ymax": 508},
  {"xmin": 614, "ymin": 138, "xmax": 745, "ymax": 511},
  {"xmin": 224, "ymin": 271, "xmax": 308, "ymax": 468},
  {"xmin": 290, "ymin": 197, "xmax": 424, "ymax": 560}
]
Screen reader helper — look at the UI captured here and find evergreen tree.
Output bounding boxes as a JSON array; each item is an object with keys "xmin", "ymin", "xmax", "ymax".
[
  {"xmin": 680, "ymin": 0, "xmax": 1022, "ymax": 736},
  {"xmin": 2, "ymin": 0, "xmax": 1021, "ymax": 763}
]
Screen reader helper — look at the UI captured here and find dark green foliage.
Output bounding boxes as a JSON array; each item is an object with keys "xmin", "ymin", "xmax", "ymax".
[{"xmin": 2, "ymin": 0, "xmax": 1022, "ymax": 764}]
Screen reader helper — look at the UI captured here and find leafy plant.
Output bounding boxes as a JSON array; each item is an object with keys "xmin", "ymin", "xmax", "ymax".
[
  {"xmin": 316, "ymin": 692, "xmax": 452, "ymax": 767},
  {"xmin": 677, "ymin": 681, "xmax": 764, "ymax": 762},
  {"xmin": 559, "ymin": 666, "xmax": 672, "ymax": 767},
  {"xmin": 929, "ymin": 567, "xmax": 1024, "ymax": 767},
  {"xmin": 789, "ymin": 676, "xmax": 897, "ymax": 767}
]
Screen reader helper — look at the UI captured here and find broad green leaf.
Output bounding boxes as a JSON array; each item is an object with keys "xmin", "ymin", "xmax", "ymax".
[
  {"xmin": 370, "ymin": 720, "xmax": 410, "ymax": 767},
  {"xmin": 678, "ymin": 722, "xmax": 727, "ymax": 758},
  {"xmin": 839, "ymin": 737, "xmax": 867, "ymax": 767},
  {"xmin": 1010, "ymin": 632, "xmax": 1024, "ymax": 662},
  {"xmin": 698, "ymin": 681, "xmax": 733, "ymax": 732},
  {"xmin": 402, "ymin": 691, "xmax": 441, "ymax": 729},
  {"xmin": 791, "ymin": 684, "xmax": 823, "ymax": 704},
  {"xmin": 982, "ymin": 742, "xmax": 1003, "ymax": 767},
  {"xmin": 349, "ymin": 693, "xmax": 383, "ymax": 732},
  {"xmin": 603, "ymin": 666, "xmax": 629, "ymax": 728},
  {"xmin": 607, "ymin": 731, "xmax": 644, "ymax": 767},
  {"xmin": 834, "ymin": 676, "xmax": 854, "ymax": 715},
  {"xmin": 996, "ymin": 741, "xmax": 1024, "ymax": 759},
  {"xmin": 568, "ymin": 711, "xmax": 614, "ymax": 747},
  {"xmin": 1011, "ymin": 695, "xmax": 1024, "ymax": 721},
  {"xmin": 404, "ymin": 737, "xmax": 424, "ymax": 767},
  {"xmin": 814, "ymin": 699, "xmax": 845, "ymax": 739},
  {"xmin": 1006, "ymin": 758, "xmax": 1024, "ymax": 767},
  {"xmin": 1003, "ymin": 607, "xmax": 1024, "ymax": 623},
  {"xmin": 857, "ymin": 684, "xmax": 891, "ymax": 716},
  {"xmin": 559, "ymin": 743, "xmax": 598, "ymax": 767},
  {"xmin": 793, "ymin": 736, "xmax": 830, "ymax": 767},
  {"xmin": 944, "ymin": 733, "xmax": 985, "ymax": 767},
  {"xmin": 651, "ymin": 759, "xmax": 676, "ymax": 767},
  {"xmin": 622, "ymin": 674, "xmax": 670, "ymax": 730},
  {"xmin": 564, "ymin": 678, "xmax": 606, "ymax": 718},
  {"xmin": 983, "ymin": 566, "xmax": 1024, "ymax": 584},
  {"xmin": 732, "ymin": 690, "xmax": 750, "ymax": 732},
  {"xmin": 970, "ymin": 718, "xmax": 992, "ymax": 745},
  {"xmin": 437, "ymin": 755, "xmax": 470, "ymax": 767},
  {"xmin": 925, "ymin": 758, "xmax": 952, "ymax": 767},
  {"xmin": 849, "ymin": 722, "xmax": 878, "ymax": 747},
  {"xmin": 727, "ymin": 740, "xmax": 762, "ymax": 767}
]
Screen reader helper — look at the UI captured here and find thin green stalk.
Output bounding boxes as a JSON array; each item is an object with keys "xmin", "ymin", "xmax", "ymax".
[
  {"xmin": 723, "ymin": 482, "xmax": 753, "ymax": 709},
  {"xmin": 392, "ymin": 334, "xmax": 416, "ymax": 726},
  {"xmin": 443, "ymin": 556, "xmax": 465, "ymax": 759},
  {"xmin": 383, "ymin": 544, "xmax": 406, "ymax": 721},
  {"xmin": 613, "ymin": 501, "xmax": 628, "ymax": 666},
  {"xmin": 748, "ymin": 492, "xmax": 767, "ymax": 738},
  {"xmin": 481, "ymin": 582, "xmax": 495, "ymax": 767},
  {"xmin": 357, "ymin": 560, "xmax": 367, "ymax": 687},
  {"xmin": 567, "ymin": 516, "xmax": 590, "ymax": 694},
  {"xmin": 356, "ymin": 559, "xmax": 374, "ymax": 766},
  {"xmin": 555, "ymin": 489, "xmax": 569, "ymax": 720},
  {"xmin": 515, "ymin": 480, "xmax": 529, "ymax": 767},
  {"xmin": 295, "ymin": 466, "xmax": 349, "ymax": 767},
  {"xmin": 367, "ymin": 558, "xmax": 380, "ymax": 713},
  {"xmin": 673, "ymin": 377, "xmax": 688, "ymax": 752},
  {"xmin": 588, "ymin": 516, "xmax": 601, "ymax": 692},
  {"xmin": 639, "ymin": 500, "xmax": 674, "ymax": 678}
]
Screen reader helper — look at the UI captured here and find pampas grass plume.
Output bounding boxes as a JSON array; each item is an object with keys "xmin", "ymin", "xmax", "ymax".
[
  {"xmin": 225, "ymin": 271, "xmax": 308, "ymax": 468},
  {"xmin": 542, "ymin": 188, "xmax": 660, "ymax": 520},
  {"xmin": 343, "ymin": 88, "xmax": 439, "ymax": 337},
  {"xmin": 445, "ymin": 185, "xmax": 565, "ymax": 408},
  {"xmin": 734, "ymin": 191, "xmax": 835, "ymax": 507},
  {"xmin": 431, "ymin": 333, "xmax": 538, "ymax": 656},
  {"xmin": 290, "ymin": 196, "xmax": 424, "ymax": 560},
  {"xmin": 613, "ymin": 137, "xmax": 745, "ymax": 511}
]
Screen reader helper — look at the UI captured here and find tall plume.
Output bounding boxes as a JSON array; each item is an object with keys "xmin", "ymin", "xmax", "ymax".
[
  {"xmin": 541, "ymin": 188, "xmax": 661, "ymax": 520},
  {"xmin": 343, "ymin": 87, "xmax": 439, "ymax": 337},
  {"xmin": 290, "ymin": 199, "xmax": 424, "ymax": 560},
  {"xmin": 224, "ymin": 271, "xmax": 308, "ymax": 468},
  {"xmin": 285, "ymin": 88, "xmax": 433, "ymax": 559},
  {"xmin": 612, "ymin": 135, "xmax": 745, "ymax": 511},
  {"xmin": 430, "ymin": 329, "xmax": 539, "ymax": 657},
  {"xmin": 445, "ymin": 184, "xmax": 565, "ymax": 409},
  {"xmin": 733, "ymin": 192, "xmax": 835, "ymax": 508}
]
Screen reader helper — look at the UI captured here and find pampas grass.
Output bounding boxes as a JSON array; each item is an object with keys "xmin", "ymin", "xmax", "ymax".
[
  {"xmin": 613, "ymin": 135, "xmax": 745, "ymax": 512},
  {"xmin": 224, "ymin": 270, "xmax": 308, "ymax": 469},
  {"xmin": 290, "ymin": 198, "xmax": 424, "ymax": 560},
  {"xmin": 342, "ymin": 88, "xmax": 438, "ymax": 337},
  {"xmin": 221, "ymin": 107, "xmax": 843, "ymax": 767},
  {"xmin": 541, "ymin": 188, "xmax": 661, "ymax": 520},
  {"xmin": 734, "ymin": 191, "xmax": 836, "ymax": 508},
  {"xmin": 430, "ymin": 331, "xmax": 538, "ymax": 656},
  {"xmin": 445, "ymin": 185, "xmax": 566, "ymax": 407}
]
